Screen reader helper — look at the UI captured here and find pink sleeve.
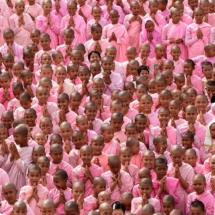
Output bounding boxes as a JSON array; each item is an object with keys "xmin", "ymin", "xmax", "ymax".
[
  {"xmin": 35, "ymin": 16, "xmax": 49, "ymax": 33},
  {"xmin": 9, "ymin": 16, "xmax": 21, "ymax": 35},
  {"xmin": 23, "ymin": 13, "xmax": 35, "ymax": 32},
  {"xmin": 161, "ymin": 24, "xmax": 170, "ymax": 45},
  {"xmin": 185, "ymin": 25, "xmax": 198, "ymax": 46},
  {"xmin": 19, "ymin": 187, "xmax": 28, "ymax": 202},
  {"xmin": 60, "ymin": 16, "xmax": 68, "ymax": 35}
]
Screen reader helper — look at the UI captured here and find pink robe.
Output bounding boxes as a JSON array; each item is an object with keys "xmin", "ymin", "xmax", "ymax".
[
  {"xmin": 123, "ymin": 14, "xmax": 143, "ymax": 53},
  {"xmin": 49, "ymin": 160, "xmax": 74, "ymax": 187},
  {"xmin": 185, "ymin": 22, "xmax": 211, "ymax": 58},
  {"xmin": 78, "ymin": 4, "xmax": 93, "ymax": 21},
  {"xmin": 121, "ymin": 163, "xmax": 138, "ymax": 185},
  {"xmin": 131, "ymin": 197, "xmax": 161, "ymax": 215},
  {"xmin": 130, "ymin": 152, "xmax": 143, "ymax": 169},
  {"xmin": 162, "ymin": 21, "xmax": 187, "ymax": 60},
  {"xmin": 193, "ymin": 163, "xmax": 204, "ymax": 174},
  {"xmin": 102, "ymin": 23, "xmax": 129, "ymax": 62},
  {"xmin": 19, "ymin": 184, "xmax": 48, "ymax": 215},
  {"xmin": 154, "ymin": 151, "xmax": 172, "ymax": 164},
  {"xmin": 182, "ymin": 14, "xmax": 193, "ymax": 25},
  {"xmin": 186, "ymin": 191, "xmax": 214, "ymax": 215},
  {"xmin": 60, "ymin": 14, "xmax": 86, "ymax": 44},
  {"xmin": 0, "ymin": 0, "xmax": 10, "ymax": 21},
  {"xmin": 210, "ymin": 26, "xmax": 215, "ymax": 44},
  {"xmin": 101, "ymin": 170, "xmax": 133, "ymax": 203},
  {"xmin": 83, "ymin": 195, "xmax": 97, "ymax": 214},
  {"xmin": 25, "ymin": 3, "xmax": 43, "ymax": 20},
  {"xmin": 7, "ymin": 98, "xmax": 20, "ymax": 112},
  {"xmin": 114, "ymin": 130, "xmax": 127, "ymax": 143},
  {"xmin": 69, "ymin": 148, "xmax": 82, "ymax": 168},
  {"xmin": 9, "ymin": 13, "xmax": 35, "ymax": 48},
  {"xmin": 103, "ymin": 140, "xmax": 120, "ymax": 155},
  {"xmin": 167, "ymin": 162, "xmax": 195, "ymax": 214},
  {"xmin": 92, "ymin": 153, "xmax": 109, "ymax": 172},
  {"xmin": 4, "ymin": 147, "xmax": 32, "ymax": 192},
  {"xmin": 173, "ymin": 59, "xmax": 184, "ymax": 74},
  {"xmin": 84, "ymin": 38, "xmax": 111, "ymax": 57},
  {"xmin": 36, "ymin": 14, "xmax": 60, "ymax": 49},
  {"xmin": 0, "ymin": 200, "xmax": 35, "ymax": 215},
  {"xmin": 72, "ymin": 164, "xmax": 103, "ymax": 197},
  {"xmin": 0, "ymin": 168, "xmax": 9, "ymax": 201},
  {"xmin": 51, "ymin": 0, "xmax": 68, "ymax": 25},
  {"xmin": 49, "ymin": 187, "xmax": 73, "ymax": 214},
  {"xmin": 56, "ymin": 43, "xmax": 75, "ymax": 65},
  {"xmin": 0, "ymin": 42, "xmax": 23, "ymax": 62},
  {"xmin": 0, "ymin": 15, "xmax": 8, "ymax": 47}
]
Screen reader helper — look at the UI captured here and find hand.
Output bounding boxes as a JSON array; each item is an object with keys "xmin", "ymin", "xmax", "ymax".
[
  {"xmin": 88, "ymin": 119, "xmax": 93, "ymax": 130},
  {"xmin": 188, "ymin": 123, "xmax": 195, "ymax": 135},
  {"xmin": 29, "ymin": 61, "xmax": 34, "ymax": 72},
  {"xmin": 26, "ymin": 85, "xmax": 34, "ymax": 98},
  {"xmin": 77, "ymin": 194, "xmax": 84, "ymax": 209},
  {"xmin": 39, "ymin": 176, "xmax": 47, "ymax": 186},
  {"xmin": 59, "ymin": 189, "xmax": 66, "ymax": 203},
  {"xmin": 64, "ymin": 140, "xmax": 71, "ymax": 154},
  {"xmin": 103, "ymin": 71, "xmax": 111, "ymax": 85},
  {"xmin": 171, "ymin": 118, "xmax": 176, "ymax": 128},
  {"xmin": 7, "ymin": 44, "xmax": 14, "ymax": 56},
  {"xmin": 111, "ymin": 173, "xmax": 118, "ymax": 182},
  {"xmin": 55, "ymin": 0, "xmax": 60, "ymax": 11},
  {"xmin": 186, "ymin": 75, "xmax": 193, "ymax": 87},
  {"xmin": 83, "ymin": 131, "xmax": 88, "ymax": 144},
  {"xmin": 93, "ymin": 157, "xmax": 101, "ymax": 166},
  {"xmin": 203, "ymin": 15, "xmax": 208, "ymax": 22},
  {"xmin": 139, "ymin": 3, "xmax": 146, "ymax": 16},
  {"xmin": 169, "ymin": 38, "xmax": 176, "ymax": 44},
  {"xmin": 157, "ymin": 60, "xmax": 164, "ymax": 71},
  {"xmin": 6, "ymin": 0, "xmax": 13, "ymax": 8},
  {"xmin": 79, "ymin": 9, "xmax": 84, "ymax": 17},
  {"xmin": 107, "ymin": 1, "xmax": 112, "ymax": 12},
  {"xmin": 142, "ymin": 193, "xmax": 148, "ymax": 205},
  {"xmin": 148, "ymin": 32, "xmax": 153, "ymax": 42},
  {"xmin": 55, "ymin": 166, "xmax": 60, "ymax": 173},
  {"xmin": 65, "ymin": 45, "xmax": 72, "ymax": 57},
  {"xmin": 84, "ymin": 165, "xmax": 93, "ymax": 181},
  {"xmin": 161, "ymin": 126, "xmax": 167, "ymax": 137},
  {"xmin": 94, "ymin": 42, "xmax": 102, "ymax": 53},
  {"xmin": 42, "ymin": 105, "xmax": 50, "ymax": 118},
  {"xmin": 59, "ymin": 108, "xmax": 66, "ymax": 123},
  {"xmin": 197, "ymin": 28, "xmax": 203, "ymax": 39},
  {"xmin": 9, "ymin": 143, "xmax": 20, "ymax": 160},
  {"xmin": 68, "ymin": 16, "xmax": 75, "ymax": 28},
  {"xmin": 116, "ymin": 0, "xmax": 124, "ymax": 8},
  {"xmin": 159, "ymin": 146, "xmax": 164, "ymax": 154},
  {"xmin": 137, "ymin": 132, "xmax": 145, "ymax": 142},
  {"xmin": 81, "ymin": 80, "xmax": 89, "ymax": 96},
  {"xmin": 57, "ymin": 81, "xmax": 63, "ymax": 95},
  {"xmin": 174, "ymin": 164, "xmax": 180, "ymax": 178},
  {"xmin": 109, "ymin": 32, "xmax": 117, "ymax": 42},
  {"xmin": 123, "ymin": 161, "xmax": 129, "ymax": 173},
  {"xmin": 159, "ymin": 177, "xmax": 164, "ymax": 191},
  {"xmin": 1, "ymin": 141, "xmax": 9, "ymax": 157},
  {"xmin": 175, "ymin": 38, "xmax": 183, "ymax": 44}
]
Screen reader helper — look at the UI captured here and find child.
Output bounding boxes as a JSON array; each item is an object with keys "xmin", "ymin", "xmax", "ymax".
[
  {"xmin": 1, "ymin": 110, "xmax": 14, "ymax": 136},
  {"xmin": 25, "ymin": 0, "xmax": 42, "ymax": 20},
  {"xmin": 12, "ymin": 201, "xmax": 32, "ymax": 215},
  {"xmin": 187, "ymin": 174, "xmax": 214, "ymax": 215},
  {"xmin": 100, "ymin": 123, "xmax": 120, "ymax": 155},
  {"xmin": 70, "ymin": 92, "xmax": 83, "ymax": 114},
  {"xmin": 185, "ymin": 7, "xmax": 211, "ymax": 58},
  {"xmin": 123, "ymin": 2, "xmax": 143, "ymax": 52},
  {"xmin": 184, "ymin": 59, "xmax": 203, "ymax": 95},
  {"xmin": 85, "ymin": 23, "xmax": 110, "ymax": 57},
  {"xmin": 139, "ymin": 19, "xmax": 161, "ymax": 59},
  {"xmin": 171, "ymin": 46, "xmax": 184, "ymax": 74},
  {"xmin": 167, "ymin": 145, "xmax": 195, "ymax": 214},
  {"xmin": 101, "ymin": 154, "xmax": 133, "ymax": 203},
  {"xmin": 162, "ymin": 8, "xmax": 187, "ymax": 60},
  {"xmin": 162, "ymin": 195, "xmax": 175, "ymax": 215},
  {"xmin": 131, "ymin": 178, "xmax": 161, "ymax": 213},
  {"xmin": 91, "ymin": 135, "xmax": 109, "ymax": 171},
  {"xmin": 119, "ymin": 147, "xmax": 138, "ymax": 185},
  {"xmin": 97, "ymin": 191, "xmax": 111, "ymax": 207},
  {"xmin": 20, "ymin": 70, "xmax": 35, "ymax": 97},
  {"xmin": 69, "ymin": 130, "xmax": 84, "ymax": 168},
  {"xmin": 9, "ymin": 0, "xmax": 34, "ymax": 48},
  {"xmin": 153, "ymin": 44, "xmax": 166, "ymax": 75},
  {"xmin": 71, "ymin": 181, "xmax": 85, "ymax": 211},
  {"xmin": 72, "ymin": 145, "xmax": 103, "ymax": 197},
  {"xmin": 2, "ymin": 53, "xmax": 14, "ymax": 74},
  {"xmin": 177, "ymin": 105, "xmax": 206, "ymax": 151},
  {"xmin": 48, "ymin": 143, "xmax": 73, "ymax": 187},
  {"xmin": 155, "ymin": 89, "xmax": 172, "ymax": 111},
  {"xmin": 189, "ymin": 200, "xmax": 206, "ymax": 215},
  {"xmin": 153, "ymin": 157, "xmax": 179, "ymax": 203},
  {"xmin": 126, "ymin": 60, "xmax": 140, "ymax": 82},
  {"xmin": 49, "ymin": 170, "xmax": 73, "ymax": 214},
  {"xmin": 40, "ymin": 199, "xmax": 56, "ymax": 215},
  {"xmin": 64, "ymin": 201, "xmax": 80, "ymax": 215},
  {"xmin": 35, "ymin": 0, "xmax": 60, "ymax": 49},
  {"xmin": 185, "ymin": 149, "xmax": 204, "ymax": 174},
  {"xmin": 202, "ymin": 62, "xmax": 213, "ymax": 93},
  {"xmin": 4, "ymin": 125, "xmax": 33, "ymax": 192},
  {"xmin": 19, "ymin": 164, "xmax": 49, "ymax": 214},
  {"xmin": 103, "ymin": 10, "xmax": 128, "ymax": 62},
  {"xmin": 36, "ymin": 156, "xmax": 54, "ymax": 191},
  {"xmin": 66, "ymin": 63, "xmax": 80, "ymax": 85},
  {"xmin": 29, "ymin": 29, "xmax": 41, "ymax": 50}
]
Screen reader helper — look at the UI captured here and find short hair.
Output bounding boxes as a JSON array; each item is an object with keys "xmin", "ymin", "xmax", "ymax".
[{"xmin": 190, "ymin": 200, "xmax": 205, "ymax": 211}]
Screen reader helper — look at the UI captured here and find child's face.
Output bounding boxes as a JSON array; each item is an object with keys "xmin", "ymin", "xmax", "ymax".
[
  {"xmin": 70, "ymin": 95, "xmax": 81, "ymax": 108},
  {"xmin": 72, "ymin": 185, "xmax": 85, "ymax": 200},
  {"xmin": 124, "ymin": 84, "xmax": 135, "ymax": 96},
  {"xmin": 24, "ymin": 112, "xmax": 36, "ymax": 127},
  {"xmin": 56, "ymin": 69, "xmax": 67, "ymax": 83},
  {"xmin": 159, "ymin": 94, "xmax": 171, "ymax": 108},
  {"xmin": 42, "ymin": 2, "xmax": 52, "ymax": 14},
  {"xmin": 68, "ymin": 67, "xmax": 78, "ymax": 80},
  {"xmin": 13, "ymin": 206, "xmax": 27, "ymax": 215},
  {"xmin": 169, "ymin": 103, "xmax": 180, "ymax": 118},
  {"xmin": 125, "ymin": 128, "xmax": 137, "ymax": 138},
  {"xmin": 0, "ymin": 75, "xmax": 5, "ymax": 88},
  {"xmin": 155, "ymin": 47, "xmax": 165, "ymax": 58},
  {"xmin": 171, "ymin": 11, "xmax": 181, "ymax": 23},
  {"xmin": 53, "ymin": 175, "xmax": 67, "ymax": 190},
  {"xmin": 135, "ymin": 118, "xmax": 147, "ymax": 132},
  {"xmin": 142, "ymin": 154, "xmax": 154, "ymax": 169},
  {"xmin": 77, "ymin": 119, "xmax": 88, "ymax": 132},
  {"xmin": 181, "ymin": 97, "xmax": 192, "ymax": 109},
  {"xmin": 129, "ymin": 64, "xmax": 139, "ymax": 76},
  {"xmin": 22, "ymin": 74, "xmax": 32, "ymax": 85},
  {"xmin": 139, "ymin": 183, "xmax": 152, "ymax": 198},
  {"xmin": 4, "ymin": 33, "xmax": 14, "ymax": 45},
  {"xmin": 91, "ymin": 139, "xmax": 104, "ymax": 155},
  {"xmin": 15, "ymin": 2, "xmax": 25, "ymax": 14},
  {"xmin": 70, "ymin": 54, "xmax": 82, "ymax": 65},
  {"xmin": 149, "ymin": 2, "xmax": 159, "ymax": 13},
  {"xmin": 92, "ymin": 81, "xmax": 104, "ymax": 94},
  {"xmin": 154, "ymin": 163, "xmax": 167, "ymax": 180},
  {"xmin": 162, "ymin": 201, "xmax": 174, "ymax": 215},
  {"xmin": 40, "ymin": 120, "xmax": 52, "ymax": 135},
  {"xmin": 120, "ymin": 151, "xmax": 131, "ymax": 165},
  {"xmin": 28, "ymin": 45, "xmax": 38, "ymax": 55},
  {"xmin": 28, "ymin": 170, "xmax": 41, "ymax": 185},
  {"xmin": 156, "ymin": 81, "xmax": 166, "ymax": 94},
  {"xmin": 101, "ymin": 127, "xmax": 114, "ymax": 142},
  {"xmin": 34, "ymin": 134, "xmax": 46, "ymax": 145},
  {"xmin": 89, "ymin": 53, "xmax": 100, "ymax": 63},
  {"xmin": 90, "ymin": 65, "xmax": 101, "ymax": 77},
  {"xmin": 94, "ymin": 182, "xmax": 106, "ymax": 195},
  {"xmin": 210, "ymin": 156, "xmax": 215, "ymax": 173},
  {"xmin": 85, "ymin": 106, "xmax": 97, "ymax": 121},
  {"xmin": 136, "ymin": 87, "xmax": 147, "ymax": 101},
  {"xmin": 79, "ymin": 71, "xmax": 90, "ymax": 82},
  {"xmin": 140, "ymin": 70, "xmax": 149, "ymax": 80},
  {"xmin": 200, "ymin": 2, "xmax": 209, "ymax": 14},
  {"xmin": 41, "ymin": 205, "xmax": 55, "ymax": 215},
  {"xmin": 36, "ymin": 88, "xmax": 48, "ymax": 105},
  {"xmin": 185, "ymin": 153, "xmax": 197, "ymax": 167},
  {"xmin": 163, "ymin": 73, "xmax": 173, "ymax": 86},
  {"xmin": 189, "ymin": 0, "xmax": 198, "ymax": 8},
  {"xmin": 190, "ymin": 206, "xmax": 205, "ymax": 215},
  {"xmin": 24, "ymin": 53, "xmax": 34, "ymax": 66},
  {"xmin": 192, "ymin": 177, "xmax": 205, "ymax": 194},
  {"xmin": 14, "ymin": 131, "xmax": 27, "ymax": 146},
  {"xmin": 13, "ymin": 88, "xmax": 23, "ymax": 100},
  {"xmin": 202, "ymin": 65, "xmax": 212, "ymax": 79},
  {"xmin": 92, "ymin": 8, "xmax": 102, "ymax": 20},
  {"xmin": 171, "ymin": 48, "xmax": 181, "ymax": 60},
  {"xmin": 92, "ymin": 28, "xmax": 102, "ymax": 40},
  {"xmin": 155, "ymin": 139, "xmax": 167, "ymax": 152},
  {"xmin": 37, "ymin": 160, "xmax": 50, "ymax": 176},
  {"xmin": 80, "ymin": 149, "xmax": 93, "ymax": 165},
  {"xmin": 130, "ymin": 142, "xmax": 140, "ymax": 155},
  {"xmin": 126, "ymin": 49, "xmax": 137, "ymax": 61},
  {"xmin": 3, "ymin": 58, "xmax": 14, "ymax": 70},
  {"xmin": 121, "ymin": 198, "xmax": 132, "ymax": 212},
  {"xmin": 206, "ymin": 85, "xmax": 215, "ymax": 98},
  {"xmin": 101, "ymin": 59, "xmax": 113, "ymax": 72},
  {"xmin": 30, "ymin": 32, "xmax": 40, "ymax": 44},
  {"xmin": 138, "ymin": 170, "xmax": 151, "ymax": 180},
  {"xmin": 145, "ymin": 21, "xmax": 155, "ymax": 32},
  {"xmin": 131, "ymin": 4, "xmax": 140, "ymax": 15},
  {"xmin": 32, "ymin": 150, "xmax": 45, "ymax": 163},
  {"xmin": 194, "ymin": 96, "xmax": 208, "ymax": 112},
  {"xmin": 57, "ymin": 97, "xmax": 69, "ymax": 111},
  {"xmin": 13, "ymin": 63, "xmax": 24, "ymax": 77},
  {"xmin": 140, "ymin": 98, "xmax": 153, "ymax": 113},
  {"xmin": 110, "ymin": 118, "xmax": 123, "ymax": 132},
  {"xmin": 2, "ymin": 186, "xmax": 17, "ymax": 204},
  {"xmin": 148, "ymin": 82, "xmax": 156, "ymax": 94},
  {"xmin": 108, "ymin": 162, "xmax": 121, "ymax": 174},
  {"xmin": 64, "ymin": 208, "xmax": 79, "ymax": 215},
  {"xmin": 0, "ymin": 128, "xmax": 6, "ymax": 143},
  {"xmin": 50, "ymin": 148, "xmax": 63, "ymax": 164},
  {"xmin": 67, "ymin": 3, "xmax": 77, "ymax": 16},
  {"xmin": 110, "ymin": 12, "xmax": 119, "ymax": 24},
  {"xmin": 182, "ymin": 135, "xmax": 193, "ymax": 149},
  {"xmin": 90, "ymin": 94, "xmax": 102, "ymax": 107},
  {"xmin": 170, "ymin": 152, "xmax": 183, "ymax": 166},
  {"xmin": 140, "ymin": 47, "xmax": 150, "ymax": 58},
  {"xmin": 40, "ymin": 37, "xmax": 51, "ymax": 50},
  {"xmin": 210, "ymin": 124, "xmax": 215, "ymax": 139},
  {"xmin": 60, "ymin": 126, "xmax": 72, "ymax": 140},
  {"xmin": 185, "ymin": 109, "xmax": 197, "ymax": 123},
  {"xmin": 41, "ymin": 56, "xmax": 52, "ymax": 65},
  {"xmin": 187, "ymin": 91, "xmax": 196, "ymax": 105},
  {"xmin": 1, "ymin": 115, "xmax": 13, "ymax": 129},
  {"xmin": 158, "ymin": 109, "xmax": 170, "ymax": 126},
  {"xmin": 98, "ymin": 193, "xmax": 111, "ymax": 205},
  {"xmin": 184, "ymin": 62, "xmax": 194, "ymax": 76},
  {"xmin": 53, "ymin": 54, "xmax": 64, "ymax": 65},
  {"xmin": 64, "ymin": 32, "xmax": 74, "ymax": 45}
]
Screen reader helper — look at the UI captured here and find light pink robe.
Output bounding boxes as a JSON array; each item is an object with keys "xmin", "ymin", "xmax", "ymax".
[
  {"xmin": 25, "ymin": 3, "xmax": 43, "ymax": 20},
  {"xmin": 167, "ymin": 162, "xmax": 195, "ymax": 214},
  {"xmin": 36, "ymin": 14, "xmax": 60, "ymax": 49},
  {"xmin": 92, "ymin": 153, "xmax": 109, "ymax": 172},
  {"xmin": 0, "ymin": 15, "xmax": 8, "ymax": 47},
  {"xmin": 0, "ymin": 168, "xmax": 9, "ymax": 201},
  {"xmin": 7, "ymin": 98, "xmax": 20, "ymax": 112},
  {"xmin": 78, "ymin": 4, "xmax": 93, "ymax": 21},
  {"xmin": 121, "ymin": 163, "xmax": 138, "ymax": 185},
  {"xmin": 173, "ymin": 59, "xmax": 184, "ymax": 74},
  {"xmin": 102, "ymin": 23, "xmax": 129, "ymax": 62},
  {"xmin": 185, "ymin": 22, "xmax": 211, "ymax": 58},
  {"xmin": 182, "ymin": 14, "xmax": 193, "ymax": 25},
  {"xmin": 69, "ymin": 148, "xmax": 82, "ymax": 168},
  {"xmin": 193, "ymin": 163, "xmax": 204, "ymax": 174},
  {"xmin": 102, "ymin": 140, "xmax": 120, "ymax": 155},
  {"xmin": 19, "ymin": 184, "xmax": 48, "ymax": 215},
  {"xmin": 72, "ymin": 164, "xmax": 103, "ymax": 197},
  {"xmin": 101, "ymin": 170, "xmax": 133, "ymax": 203},
  {"xmin": 56, "ymin": 43, "xmax": 75, "ymax": 65}
]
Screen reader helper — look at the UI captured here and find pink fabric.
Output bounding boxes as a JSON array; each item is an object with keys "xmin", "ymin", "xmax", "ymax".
[
  {"xmin": 154, "ymin": 151, "xmax": 172, "ymax": 164},
  {"xmin": 103, "ymin": 140, "xmax": 120, "ymax": 155},
  {"xmin": 72, "ymin": 164, "xmax": 103, "ymax": 197},
  {"xmin": 121, "ymin": 163, "xmax": 138, "ymax": 185},
  {"xmin": 167, "ymin": 162, "xmax": 195, "ymax": 214},
  {"xmin": 36, "ymin": 14, "xmax": 60, "ymax": 49},
  {"xmin": 51, "ymin": 0, "xmax": 68, "ymax": 23},
  {"xmin": 0, "ymin": 168, "xmax": 9, "ymax": 201},
  {"xmin": 13, "ymin": 106, "xmax": 25, "ymax": 119},
  {"xmin": 49, "ymin": 187, "xmax": 73, "ymax": 214},
  {"xmin": 130, "ymin": 152, "xmax": 143, "ymax": 169},
  {"xmin": 193, "ymin": 163, "xmax": 204, "ymax": 174},
  {"xmin": 7, "ymin": 98, "xmax": 20, "ymax": 112},
  {"xmin": 69, "ymin": 149, "xmax": 82, "ymax": 168},
  {"xmin": 182, "ymin": 14, "xmax": 193, "ymax": 25},
  {"xmin": 173, "ymin": 59, "xmax": 184, "ymax": 74},
  {"xmin": 102, "ymin": 23, "xmax": 129, "ymax": 62},
  {"xmin": 185, "ymin": 22, "xmax": 211, "ymax": 58},
  {"xmin": 19, "ymin": 184, "xmax": 48, "ymax": 215},
  {"xmin": 0, "ymin": 15, "xmax": 8, "ymax": 47},
  {"xmin": 78, "ymin": 4, "xmax": 93, "ymax": 21},
  {"xmin": 83, "ymin": 195, "xmax": 97, "ymax": 214},
  {"xmin": 186, "ymin": 191, "xmax": 214, "ymax": 215},
  {"xmin": 85, "ymin": 94, "xmax": 112, "ymax": 107},
  {"xmin": 25, "ymin": 3, "xmax": 43, "ymax": 19},
  {"xmin": 101, "ymin": 170, "xmax": 133, "ymax": 203},
  {"xmin": 121, "ymin": 141, "xmax": 147, "ymax": 154},
  {"xmin": 0, "ymin": 87, "xmax": 14, "ymax": 108},
  {"xmin": 114, "ymin": 130, "xmax": 127, "ymax": 143},
  {"xmin": 92, "ymin": 153, "xmax": 109, "ymax": 171}
]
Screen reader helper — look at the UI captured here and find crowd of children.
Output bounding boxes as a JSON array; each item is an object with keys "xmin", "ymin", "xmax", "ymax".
[{"xmin": 1, "ymin": 0, "xmax": 215, "ymax": 214}]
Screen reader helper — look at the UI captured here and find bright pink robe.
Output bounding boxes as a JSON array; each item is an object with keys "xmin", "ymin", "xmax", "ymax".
[{"xmin": 78, "ymin": 4, "xmax": 93, "ymax": 21}]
